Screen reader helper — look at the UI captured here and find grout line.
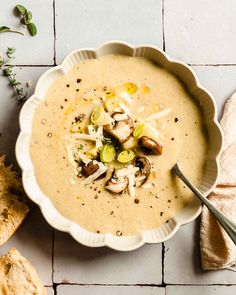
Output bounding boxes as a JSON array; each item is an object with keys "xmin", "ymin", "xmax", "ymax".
[
  {"xmin": 53, "ymin": 0, "xmax": 57, "ymax": 65},
  {"xmin": 50, "ymin": 283, "xmax": 236, "ymax": 287},
  {"xmin": 52, "ymin": 229, "xmax": 55, "ymax": 284},
  {"xmin": 52, "ymin": 283, "xmax": 165, "ymax": 287},
  {"xmin": 10, "ymin": 64, "xmax": 236, "ymax": 68},
  {"xmin": 14, "ymin": 64, "xmax": 55, "ymax": 67},
  {"xmin": 161, "ymin": 283, "xmax": 236, "ymax": 286},
  {"xmin": 189, "ymin": 63, "xmax": 236, "ymax": 66},
  {"xmin": 162, "ymin": 242, "xmax": 165, "ymax": 285},
  {"xmin": 162, "ymin": 0, "xmax": 166, "ymax": 51},
  {"xmin": 52, "ymin": 230, "xmax": 57, "ymax": 295}
]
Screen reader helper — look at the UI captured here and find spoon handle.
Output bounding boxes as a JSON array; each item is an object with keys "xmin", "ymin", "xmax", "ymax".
[{"xmin": 172, "ymin": 163, "xmax": 236, "ymax": 245}]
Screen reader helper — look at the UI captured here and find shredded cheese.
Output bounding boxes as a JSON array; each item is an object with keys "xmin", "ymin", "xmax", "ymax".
[
  {"xmin": 116, "ymin": 165, "xmax": 139, "ymax": 178},
  {"xmin": 139, "ymin": 119, "xmax": 164, "ymax": 139},
  {"xmin": 88, "ymin": 125, "xmax": 96, "ymax": 136},
  {"xmin": 66, "ymin": 145, "xmax": 77, "ymax": 166},
  {"xmin": 119, "ymin": 92, "xmax": 132, "ymax": 104},
  {"xmin": 146, "ymin": 108, "xmax": 172, "ymax": 121},
  {"xmin": 113, "ymin": 113, "xmax": 128, "ymax": 121},
  {"xmin": 74, "ymin": 151, "xmax": 91, "ymax": 165},
  {"xmin": 127, "ymin": 174, "xmax": 135, "ymax": 198},
  {"xmin": 142, "ymin": 182, "xmax": 153, "ymax": 189},
  {"xmin": 72, "ymin": 133, "xmax": 96, "ymax": 141},
  {"xmin": 95, "ymin": 126, "xmax": 103, "ymax": 149},
  {"xmin": 119, "ymin": 103, "xmax": 131, "ymax": 115},
  {"xmin": 137, "ymin": 106, "xmax": 145, "ymax": 113},
  {"xmin": 82, "ymin": 162, "xmax": 107, "ymax": 184}
]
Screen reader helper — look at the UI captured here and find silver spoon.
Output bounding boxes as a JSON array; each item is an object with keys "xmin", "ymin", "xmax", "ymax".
[{"xmin": 171, "ymin": 163, "xmax": 236, "ymax": 245}]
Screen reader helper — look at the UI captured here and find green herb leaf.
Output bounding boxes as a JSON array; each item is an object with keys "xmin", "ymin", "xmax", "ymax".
[
  {"xmin": 0, "ymin": 26, "xmax": 10, "ymax": 32},
  {"xmin": 15, "ymin": 4, "xmax": 27, "ymax": 15},
  {"xmin": 0, "ymin": 26, "xmax": 24, "ymax": 35},
  {"xmin": 7, "ymin": 47, "xmax": 16, "ymax": 59},
  {"xmin": 24, "ymin": 11, "xmax": 32, "ymax": 24},
  {"xmin": 27, "ymin": 22, "xmax": 37, "ymax": 36},
  {"xmin": 0, "ymin": 47, "xmax": 28, "ymax": 103}
]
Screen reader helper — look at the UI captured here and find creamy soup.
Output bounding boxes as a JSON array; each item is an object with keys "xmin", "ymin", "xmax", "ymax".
[{"xmin": 30, "ymin": 55, "xmax": 207, "ymax": 236}]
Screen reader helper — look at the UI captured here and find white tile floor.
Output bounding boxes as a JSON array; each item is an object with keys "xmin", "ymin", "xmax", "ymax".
[{"xmin": 0, "ymin": 1, "xmax": 236, "ymax": 294}]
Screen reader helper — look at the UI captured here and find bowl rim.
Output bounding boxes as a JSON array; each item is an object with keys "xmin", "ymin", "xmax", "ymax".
[{"xmin": 15, "ymin": 40, "xmax": 223, "ymax": 251}]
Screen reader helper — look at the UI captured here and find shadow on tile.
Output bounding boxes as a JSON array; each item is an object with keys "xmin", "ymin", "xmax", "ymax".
[
  {"xmin": 54, "ymin": 229, "xmax": 162, "ymax": 284},
  {"xmin": 192, "ymin": 218, "xmax": 204, "ymax": 274},
  {"xmin": 0, "ymin": 206, "xmax": 53, "ymax": 284},
  {"xmin": 0, "ymin": 95, "xmax": 21, "ymax": 166},
  {"xmin": 55, "ymin": 229, "xmax": 122, "ymax": 259}
]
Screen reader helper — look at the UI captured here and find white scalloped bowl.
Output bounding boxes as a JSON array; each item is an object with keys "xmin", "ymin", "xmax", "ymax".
[{"xmin": 16, "ymin": 41, "xmax": 222, "ymax": 251}]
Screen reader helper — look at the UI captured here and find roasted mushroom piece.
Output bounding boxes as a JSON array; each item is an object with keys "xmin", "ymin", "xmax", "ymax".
[
  {"xmin": 81, "ymin": 160, "xmax": 105, "ymax": 178},
  {"xmin": 105, "ymin": 175, "xmax": 128, "ymax": 194},
  {"xmin": 138, "ymin": 136, "xmax": 162, "ymax": 155},
  {"xmin": 135, "ymin": 156, "xmax": 152, "ymax": 187},
  {"xmin": 103, "ymin": 112, "xmax": 134, "ymax": 143}
]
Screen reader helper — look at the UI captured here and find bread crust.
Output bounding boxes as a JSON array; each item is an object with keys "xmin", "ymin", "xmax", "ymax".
[
  {"xmin": 0, "ymin": 248, "xmax": 47, "ymax": 295},
  {"xmin": 0, "ymin": 155, "xmax": 29, "ymax": 245}
]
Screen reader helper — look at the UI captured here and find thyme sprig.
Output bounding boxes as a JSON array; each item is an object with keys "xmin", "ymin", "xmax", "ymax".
[
  {"xmin": 0, "ymin": 26, "xmax": 24, "ymax": 35},
  {"xmin": 0, "ymin": 47, "xmax": 27, "ymax": 103}
]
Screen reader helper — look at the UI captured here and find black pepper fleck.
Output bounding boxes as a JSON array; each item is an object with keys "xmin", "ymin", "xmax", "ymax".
[
  {"xmin": 160, "ymin": 211, "xmax": 163, "ymax": 216},
  {"xmin": 60, "ymin": 105, "xmax": 64, "ymax": 109},
  {"xmin": 66, "ymin": 84, "xmax": 70, "ymax": 87},
  {"xmin": 116, "ymin": 230, "xmax": 122, "ymax": 236},
  {"xmin": 171, "ymin": 137, "xmax": 175, "ymax": 141},
  {"xmin": 174, "ymin": 117, "xmax": 179, "ymax": 122},
  {"xmin": 76, "ymin": 89, "xmax": 79, "ymax": 92},
  {"xmin": 97, "ymin": 230, "xmax": 100, "ymax": 234},
  {"xmin": 134, "ymin": 198, "xmax": 139, "ymax": 204},
  {"xmin": 168, "ymin": 200, "xmax": 171, "ymax": 203},
  {"xmin": 64, "ymin": 98, "xmax": 68, "ymax": 102},
  {"xmin": 77, "ymin": 78, "xmax": 82, "ymax": 83}
]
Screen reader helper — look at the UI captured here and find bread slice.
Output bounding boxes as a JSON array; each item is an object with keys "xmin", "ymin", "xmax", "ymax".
[
  {"xmin": 0, "ymin": 248, "xmax": 47, "ymax": 295},
  {"xmin": 0, "ymin": 155, "xmax": 29, "ymax": 245}
]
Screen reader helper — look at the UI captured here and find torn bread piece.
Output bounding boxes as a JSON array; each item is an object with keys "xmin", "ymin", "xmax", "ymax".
[
  {"xmin": 0, "ymin": 155, "xmax": 29, "ymax": 245},
  {"xmin": 220, "ymin": 92, "xmax": 236, "ymax": 150},
  {"xmin": 0, "ymin": 248, "xmax": 47, "ymax": 295}
]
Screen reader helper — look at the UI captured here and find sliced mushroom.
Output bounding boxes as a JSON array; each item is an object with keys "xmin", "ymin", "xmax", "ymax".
[
  {"xmin": 103, "ymin": 112, "xmax": 134, "ymax": 143},
  {"xmin": 81, "ymin": 160, "xmax": 105, "ymax": 179},
  {"xmin": 81, "ymin": 161, "xmax": 99, "ymax": 177},
  {"xmin": 105, "ymin": 176, "xmax": 128, "ymax": 194},
  {"xmin": 135, "ymin": 156, "xmax": 152, "ymax": 186},
  {"xmin": 138, "ymin": 136, "xmax": 162, "ymax": 155},
  {"xmin": 105, "ymin": 170, "xmax": 129, "ymax": 194}
]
